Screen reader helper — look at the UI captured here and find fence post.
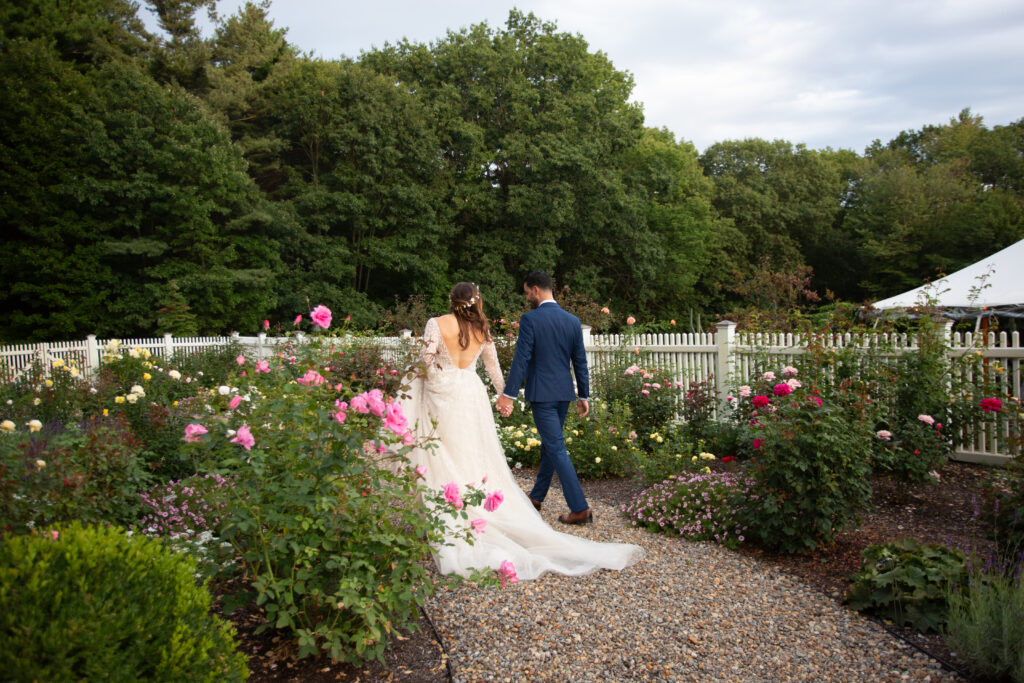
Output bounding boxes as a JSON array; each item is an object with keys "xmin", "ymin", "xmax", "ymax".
[
  {"xmin": 399, "ymin": 328, "xmax": 412, "ymax": 339},
  {"xmin": 163, "ymin": 333, "xmax": 174, "ymax": 360},
  {"xmin": 256, "ymin": 332, "xmax": 267, "ymax": 359},
  {"xmin": 86, "ymin": 335, "xmax": 99, "ymax": 378},
  {"xmin": 715, "ymin": 320, "xmax": 736, "ymax": 416}
]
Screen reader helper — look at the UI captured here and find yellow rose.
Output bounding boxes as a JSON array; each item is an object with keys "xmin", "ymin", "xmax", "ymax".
[
  {"xmin": 27, "ymin": 420, "xmax": 42, "ymax": 432},
  {"xmin": 115, "ymin": 396, "xmax": 125, "ymax": 404},
  {"xmin": 69, "ymin": 367, "xmax": 79, "ymax": 377},
  {"xmin": 102, "ymin": 409, "xmax": 109, "ymax": 416},
  {"xmin": 51, "ymin": 358, "xmax": 65, "ymax": 368},
  {"xmin": 143, "ymin": 373, "xmax": 152, "ymax": 381},
  {"xmin": 595, "ymin": 457, "xmax": 602, "ymax": 463},
  {"xmin": 0, "ymin": 420, "xmax": 15, "ymax": 432}
]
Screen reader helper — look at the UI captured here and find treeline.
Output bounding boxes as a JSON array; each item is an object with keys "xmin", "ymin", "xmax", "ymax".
[{"xmin": 2, "ymin": 0, "xmax": 1022, "ymax": 342}]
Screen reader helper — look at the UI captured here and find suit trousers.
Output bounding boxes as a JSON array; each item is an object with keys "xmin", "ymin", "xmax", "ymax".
[{"xmin": 528, "ymin": 401, "xmax": 588, "ymax": 513}]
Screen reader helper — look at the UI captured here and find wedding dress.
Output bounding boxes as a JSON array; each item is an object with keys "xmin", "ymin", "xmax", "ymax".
[{"xmin": 398, "ymin": 317, "xmax": 644, "ymax": 581}]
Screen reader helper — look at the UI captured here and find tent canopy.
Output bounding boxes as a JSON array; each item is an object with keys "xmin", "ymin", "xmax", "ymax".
[{"xmin": 871, "ymin": 238, "xmax": 1024, "ymax": 318}]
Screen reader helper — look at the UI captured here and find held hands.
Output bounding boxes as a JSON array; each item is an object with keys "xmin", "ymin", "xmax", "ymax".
[{"xmin": 496, "ymin": 394, "xmax": 514, "ymax": 418}]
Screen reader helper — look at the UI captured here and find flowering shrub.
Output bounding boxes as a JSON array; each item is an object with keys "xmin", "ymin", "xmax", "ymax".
[
  {"xmin": 593, "ymin": 358, "xmax": 683, "ymax": 440},
  {"xmin": 181, "ymin": 326, "xmax": 503, "ymax": 664},
  {"xmin": 871, "ymin": 414, "xmax": 947, "ymax": 488},
  {"xmin": 563, "ymin": 399, "xmax": 641, "ymax": 479},
  {"xmin": 0, "ymin": 415, "xmax": 151, "ymax": 533},
  {"xmin": 679, "ymin": 377, "xmax": 717, "ymax": 440},
  {"xmin": 621, "ymin": 472, "xmax": 752, "ymax": 549},
  {"xmin": 731, "ymin": 365, "xmax": 874, "ymax": 553}
]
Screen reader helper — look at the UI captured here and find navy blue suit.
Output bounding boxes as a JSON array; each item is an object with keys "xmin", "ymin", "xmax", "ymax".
[{"xmin": 503, "ymin": 301, "xmax": 590, "ymax": 512}]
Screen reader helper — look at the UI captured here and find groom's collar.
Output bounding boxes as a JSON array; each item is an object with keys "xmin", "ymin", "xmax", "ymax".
[{"xmin": 538, "ymin": 299, "xmax": 557, "ymax": 307}]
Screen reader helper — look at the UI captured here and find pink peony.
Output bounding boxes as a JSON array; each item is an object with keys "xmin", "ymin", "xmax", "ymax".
[
  {"xmin": 498, "ymin": 560, "xmax": 519, "ymax": 586},
  {"xmin": 483, "ymin": 490, "xmax": 504, "ymax": 512},
  {"xmin": 876, "ymin": 430, "xmax": 892, "ymax": 440},
  {"xmin": 980, "ymin": 397, "xmax": 1003, "ymax": 413},
  {"xmin": 230, "ymin": 425, "xmax": 255, "ymax": 451},
  {"xmin": 772, "ymin": 382, "xmax": 792, "ymax": 397},
  {"xmin": 918, "ymin": 414, "xmax": 935, "ymax": 426},
  {"xmin": 255, "ymin": 359, "xmax": 270, "ymax": 373},
  {"xmin": 310, "ymin": 305, "xmax": 332, "ymax": 329},
  {"xmin": 228, "ymin": 395, "xmax": 243, "ymax": 411},
  {"xmin": 470, "ymin": 518, "xmax": 486, "ymax": 534},
  {"xmin": 752, "ymin": 395, "xmax": 770, "ymax": 408},
  {"xmin": 442, "ymin": 482, "xmax": 463, "ymax": 509},
  {"xmin": 182, "ymin": 423, "xmax": 208, "ymax": 443}
]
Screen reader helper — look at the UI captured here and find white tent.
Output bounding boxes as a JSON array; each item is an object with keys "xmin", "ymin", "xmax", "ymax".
[{"xmin": 871, "ymin": 238, "xmax": 1024, "ymax": 318}]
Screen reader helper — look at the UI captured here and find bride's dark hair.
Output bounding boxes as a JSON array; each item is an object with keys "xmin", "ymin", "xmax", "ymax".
[{"xmin": 448, "ymin": 282, "xmax": 492, "ymax": 350}]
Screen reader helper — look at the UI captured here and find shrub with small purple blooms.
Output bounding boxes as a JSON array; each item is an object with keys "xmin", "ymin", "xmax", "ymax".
[
  {"xmin": 139, "ymin": 473, "xmax": 232, "ymax": 540},
  {"xmin": 621, "ymin": 471, "xmax": 752, "ymax": 549}
]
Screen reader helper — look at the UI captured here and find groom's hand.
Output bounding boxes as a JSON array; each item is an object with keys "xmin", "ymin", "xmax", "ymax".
[
  {"xmin": 496, "ymin": 394, "xmax": 514, "ymax": 418},
  {"xmin": 576, "ymin": 399, "xmax": 589, "ymax": 418}
]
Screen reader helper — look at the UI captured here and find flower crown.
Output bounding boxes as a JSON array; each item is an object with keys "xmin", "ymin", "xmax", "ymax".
[{"xmin": 450, "ymin": 284, "xmax": 479, "ymax": 308}]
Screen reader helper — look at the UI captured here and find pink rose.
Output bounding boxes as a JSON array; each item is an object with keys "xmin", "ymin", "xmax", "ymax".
[
  {"xmin": 761, "ymin": 371, "xmax": 776, "ymax": 381},
  {"xmin": 876, "ymin": 430, "xmax": 892, "ymax": 441},
  {"xmin": 183, "ymin": 423, "xmax": 208, "ymax": 443},
  {"xmin": 738, "ymin": 385, "xmax": 752, "ymax": 398},
  {"xmin": 235, "ymin": 355, "xmax": 245, "ymax": 365},
  {"xmin": 498, "ymin": 560, "xmax": 519, "ymax": 586},
  {"xmin": 918, "ymin": 414, "xmax": 935, "ymax": 426},
  {"xmin": 626, "ymin": 316, "xmax": 636, "ymax": 325},
  {"xmin": 641, "ymin": 389, "xmax": 650, "ymax": 396},
  {"xmin": 470, "ymin": 518, "xmax": 486, "ymax": 534},
  {"xmin": 228, "ymin": 395, "xmax": 243, "ymax": 410},
  {"xmin": 310, "ymin": 305, "xmax": 332, "ymax": 329},
  {"xmin": 772, "ymin": 383, "xmax": 792, "ymax": 397},
  {"xmin": 297, "ymin": 369, "xmax": 326, "ymax": 386},
  {"xmin": 293, "ymin": 314, "xmax": 302, "ymax": 325},
  {"xmin": 782, "ymin": 366, "xmax": 798, "ymax": 377},
  {"xmin": 333, "ymin": 408, "xmax": 347, "ymax": 424},
  {"xmin": 414, "ymin": 464, "xmax": 427, "ymax": 478},
  {"xmin": 753, "ymin": 438, "xmax": 763, "ymax": 450},
  {"xmin": 255, "ymin": 359, "xmax": 270, "ymax": 373},
  {"xmin": 384, "ymin": 402, "xmax": 409, "ymax": 436},
  {"xmin": 47, "ymin": 530, "xmax": 59, "ymax": 541},
  {"xmin": 624, "ymin": 365, "xmax": 640, "ymax": 376},
  {"xmin": 483, "ymin": 490, "xmax": 504, "ymax": 512},
  {"xmin": 600, "ymin": 307, "xmax": 610, "ymax": 314},
  {"xmin": 230, "ymin": 425, "xmax": 255, "ymax": 451},
  {"xmin": 809, "ymin": 396, "xmax": 823, "ymax": 407},
  {"xmin": 786, "ymin": 378, "xmax": 801, "ymax": 390},
  {"xmin": 366, "ymin": 389, "xmax": 386, "ymax": 417},
  {"xmin": 263, "ymin": 319, "xmax": 270, "ymax": 330},
  {"xmin": 442, "ymin": 482, "xmax": 463, "ymax": 509},
  {"xmin": 350, "ymin": 394, "xmax": 370, "ymax": 414}
]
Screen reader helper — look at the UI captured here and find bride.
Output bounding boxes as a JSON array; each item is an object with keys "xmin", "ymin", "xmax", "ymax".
[{"xmin": 399, "ymin": 282, "xmax": 643, "ymax": 581}]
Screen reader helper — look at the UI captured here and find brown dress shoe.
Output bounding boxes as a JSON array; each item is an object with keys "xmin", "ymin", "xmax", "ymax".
[
  {"xmin": 529, "ymin": 497, "xmax": 543, "ymax": 511},
  {"xmin": 558, "ymin": 509, "xmax": 593, "ymax": 525}
]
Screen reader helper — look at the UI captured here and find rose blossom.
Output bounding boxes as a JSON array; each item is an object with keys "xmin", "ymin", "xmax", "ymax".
[
  {"xmin": 738, "ymin": 385, "xmax": 752, "ymax": 398},
  {"xmin": 414, "ymin": 464, "xmax": 427, "ymax": 478},
  {"xmin": 752, "ymin": 439, "xmax": 763, "ymax": 450},
  {"xmin": 293, "ymin": 314, "xmax": 302, "ymax": 325},
  {"xmin": 918, "ymin": 414, "xmax": 935, "ymax": 426},
  {"xmin": 626, "ymin": 316, "xmax": 636, "ymax": 325},
  {"xmin": 470, "ymin": 518, "xmax": 486, "ymax": 534},
  {"xmin": 498, "ymin": 560, "xmax": 519, "ymax": 586},
  {"xmin": 876, "ymin": 430, "xmax": 892, "ymax": 440},
  {"xmin": 752, "ymin": 395, "xmax": 770, "ymax": 408},
  {"xmin": 483, "ymin": 490, "xmax": 504, "ymax": 512},
  {"xmin": 384, "ymin": 402, "xmax": 409, "ymax": 436},
  {"xmin": 761, "ymin": 371, "xmax": 776, "ymax": 381},
  {"xmin": 255, "ymin": 359, "xmax": 270, "ymax": 373},
  {"xmin": 442, "ymin": 482, "xmax": 463, "ymax": 509},
  {"xmin": 297, "ymin": 369, "xmax": 326, "ymax": 386},
  {"xmin": 980, "ymin": 397, "xmax": 1002, "ymax": 412},
  {"xmin": 773, "ymin": 383, "xmax": 792, "ymax": 397},
  {"xmin": 236, "ymin": 355, "xmax": 245, "ymax": 365},
  {"xmin": 230, "ymin": 425, "xmax": 255, "ymax": 450},
  {"xmin": 781, "ymin": 366, "xmax": 798, "ymax": 377},
  {"xmin": 786, "ymin": 378, "xmax": 802, "ymax": 390},
  {"xmin": 310, "ymin": 305, "xmax": 332, "ymax": 329},
  {"xmin": 228, "ymin": 395, "xmax": 243, "ymax": 410},
  {"xmin": 183, "ymin": 423, "xmax": 208, "ymax": 442}
]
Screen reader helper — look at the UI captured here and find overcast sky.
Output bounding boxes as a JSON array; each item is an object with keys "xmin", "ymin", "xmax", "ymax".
[{"xmin": 146, "ymin": 0, "xmax": 1024, "ymax": 153}]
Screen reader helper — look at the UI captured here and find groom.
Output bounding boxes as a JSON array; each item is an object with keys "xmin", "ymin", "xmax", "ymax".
[{"xmin": 496, "ymin": 271, "xmax": 593, "ymax": 525}]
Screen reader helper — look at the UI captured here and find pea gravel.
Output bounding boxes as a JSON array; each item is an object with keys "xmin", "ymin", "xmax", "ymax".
[{"xmin": 423, "ymin": 473, "xmax": 962, "ymax": 682}]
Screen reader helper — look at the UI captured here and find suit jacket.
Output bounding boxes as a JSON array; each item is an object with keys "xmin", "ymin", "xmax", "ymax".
[{"xmin": 503, "ymin": 301, "xmax": 589, "ymax": 402}]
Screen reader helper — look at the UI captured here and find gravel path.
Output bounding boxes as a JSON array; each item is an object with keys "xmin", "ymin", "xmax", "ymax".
[{"xmin": 424, "ymin": 473, "xmax": 961, "ymax": 682}]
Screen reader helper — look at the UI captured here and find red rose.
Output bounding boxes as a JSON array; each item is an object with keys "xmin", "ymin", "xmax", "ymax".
[
  {"xmin": 722, "ymin": 456, "xmax": 735, "ymax": 463},
  {"xmin": 752, "ymin": 395, "xmax": 770, "ymax": 408},
  {"xmin": 753, "ymin": 438, "xmax": 763, "ymax": 450}
]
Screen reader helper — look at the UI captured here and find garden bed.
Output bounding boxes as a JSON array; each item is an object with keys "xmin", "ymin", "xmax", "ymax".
[{"xmin": 224, "ymin": 459, "xmax": 999, "ymax": 681}]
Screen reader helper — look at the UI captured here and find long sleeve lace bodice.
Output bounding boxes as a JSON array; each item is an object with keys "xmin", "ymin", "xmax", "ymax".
[{"xmin": 421, "ymin": 317, "xmax": 505, "ymax": 395}]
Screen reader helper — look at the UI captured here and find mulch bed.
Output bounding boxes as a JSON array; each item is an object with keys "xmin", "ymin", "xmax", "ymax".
[{"xmin": 219, "ymin": 459, "xmax": 1001, "ymax": 681}]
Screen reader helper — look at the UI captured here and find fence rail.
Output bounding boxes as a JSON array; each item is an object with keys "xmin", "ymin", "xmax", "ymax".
[{"xmin": 3, "ymin": 323, "xmax": 1020, "ymax": 463}]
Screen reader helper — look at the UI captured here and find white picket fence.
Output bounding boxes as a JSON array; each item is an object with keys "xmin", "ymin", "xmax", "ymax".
[{"xmin": 3, "ymin": 322, "xmax": 1021, "ymax": 463}]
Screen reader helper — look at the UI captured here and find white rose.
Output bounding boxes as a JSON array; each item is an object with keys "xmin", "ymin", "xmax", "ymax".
[
  {"xmin": 126, "ymin": 393, "xmax": 138, "ymax": 404},
  {"xmin": 217, "ymin": 385, "xmax": 230, "ymax": 396},
  {"xmin": 27, "ymin": 420, "xmax": 42, "ymax": 432},
  {"xmin": 130, "ymin": 385, "xmax": 145, "ymax": 396},
  {"xmin": 168, "ymin": 370, "xmax": 181, "ymax": 380},
  {"xmin": 0, "ymin": 420, "xmax": 15, "ymax": 432},
  {"xmin": 36, "ymin": 459, "xmax": 46, "ymax": 469}
]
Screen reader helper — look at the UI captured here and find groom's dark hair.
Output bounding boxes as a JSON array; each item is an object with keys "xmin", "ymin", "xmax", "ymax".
[{"xmin": 523, "ymin": 270, "xmax": 553, "ymax": 291}]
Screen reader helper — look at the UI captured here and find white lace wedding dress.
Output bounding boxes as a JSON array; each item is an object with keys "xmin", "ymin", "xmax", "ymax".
[{"xmin": 398, "ymin": 317, "xmax": 644, "ymax": 581}]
